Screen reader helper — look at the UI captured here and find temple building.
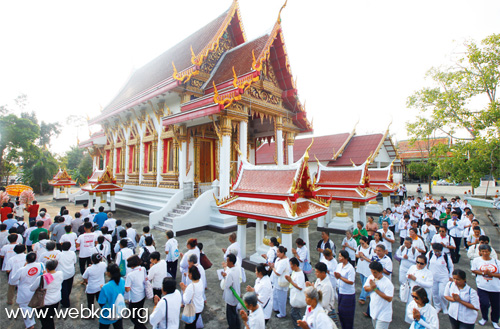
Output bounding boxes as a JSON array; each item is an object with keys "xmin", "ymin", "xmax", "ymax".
[{"xmin": 79, "ymin": 0, "xmax": 313, "ymax": 234}]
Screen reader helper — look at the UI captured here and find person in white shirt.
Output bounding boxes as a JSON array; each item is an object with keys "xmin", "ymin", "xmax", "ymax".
[
  {"xmin": 179, "ymin": 238, "xmax": 200, "ymax": 285},
  {"xmin": 422, "ymin": 218, "xmax": 437, "ymax": 249},
  {"xmin": 316, "ymin": 231, "xmax": 335, "ymax": 263},
  {"xmin": 61, "ymin": 209, "xmax": 73, "ymax": 225},
  {"xmin": 57, "ymin": 241, "xmax": 77, "ymax": 308},
  {"xmin": 125, "ymin": 222, "xmax": 138, "ymax": 247},
  {"xmin": 447, "ymin": 211, "xmax": 464, "ymax": 262},
  {"xmin": 261, "ymin": 237, "xmax": 279, "ymax": 268},
  {"xmin": 59, "ymin": 225, "xmax": 78, "ymax": 252},
  {"xmin": 356, "ymin": 236, "xmax": 374, "ymax": 304},
  {"xmin": 372, "ymin": 244, "xmax": 393, "ymax": 280},
  {"xmin": 138, "ymin": 226, "xmax": 155, "ymax": 248},
  {"xmin": 76, "ymin": 222, "xmax": 97, "ymax": 274},
  {"xmin": 222, "ymin": 253, "xmax": 241, "ymax": 329},
  {"xmin": 148, "ymin": 251, "xmax": 169, "ymax": 298},
  {"xmin": 116, "ymin": 239, "xmax": 134, "ymax": 276},
  {"xmin": 11, "ymin": 252, "xmax": 43, "ymax": 328},
  {"xmin": 33, "ymin": 233, "xmax": 49, "ymax": 262},
  {"xmin": 468, "ymin": 235, "xmax": 498, "ymax": 264},
  {"xmin": 321, "ymin": 248, "xmax": 338, "ymax": 291},
  {"xmin": 306, "ymin": 261, "xmax": 339, "ymax": 327},
  {"xmin": 150, "ymin": 278, "xmax": 182, "ymax": 329},
  {"xmin": 471, "ymin": 244, "xmax": 500, "ymax": 327},
  {"xmin": 39, "ymin": 241, "xmax": 61, "ymax": 264},
  {"xmin": 30, "ymin": 259, "xmax": 63, "ymax": 329},
  {"xmin": 427, "ymin": 243, "xmax": 454, "ymax": 314},
  {"xmin": 223, "ymin": 232, "xmax": 241, "ymax": 266},
  {"xmin": 334, "ymin": 250, "xmax": 356, "ymax": 329},
  {"xmin": 246, "ymin": 264, "xmax": 273, "ymax": 321},
  {"xmin": 269, "ymin": 246, "xmax": 290, "ymax": 318},
  {"xmin": 431, "ymin": 226, "xmax": 456, "ymax": 255},
  {"xmin": 405, "ymin": 255, "xmax": 434, "ymax": 323},
  {"xmin": 180, "ymin": 265, "xmax": 205, "ymax": 329},
  {"xmin": 444, "ymin": 269, "xmax": 480, "ymax": 328},
  {"xmin": 102, "ymin": 212, "xmax": 117, "ymax": 234},
  {"xmin": 363, "ymin": 261, "xmax": 394, "ymax": 329},
  {"xmin": 341, "ymin": 230, "xmax": 358, "ymax": 267},
  {"xmin": 82, "ymin": 253, "xmax": 107, "ymax": 310},
  {"xmin": 406, "ymin": 286, "xmax": 439, "ymax": 329},
  {"xmin": 5, "ymin": 244, "xmax": 26, "ymax": 305},
  {"xmin": 286, "ymin": 257, "xmax": 307, "ymax": 329},
  {"xmin": 292, "ymin": 237, "xmax": 310, "ymax": 275},
  {"xmin": 240, "ymin": 292, "xmax": 266, "ymax": 329},
  {"xmin": 23, "ymin": 221, "xmax": 37, "ymax": 252},
  {"xmin": 0, "ymin": 234, "xmax": 18, "ymax": 271},
  {"xmin": 95, "ymin": 235, "xmax": 111, "ymax": 263},
  {"xmin": 377, "ymin": 221, "xmax": 395, "ymax": 259},
  {"xmin": 125, "ymin": 255, "xmax": 148, "ymax": 329},
  {"xmin": 395, "ymin": 237, "xmax": 418, "ymax": 285},
  {"xmin": 398, "ymin": 214, "xmax": 412, "ymax": 245},
  {"xmin": 164, "ymin": 230, "xmax": 179, "ymax": 279},
  {"xmin": 297, "ymin": 286, "xmax": 336, "ymax": 329},
  {"xmin": 408, "ymin": 228, "xmax": 426, "ymax": 254}
]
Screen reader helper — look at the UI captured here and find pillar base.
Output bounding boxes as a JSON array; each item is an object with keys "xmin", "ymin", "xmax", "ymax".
[
  {"xmin": 366, "ymin": 203, "xmax": 384, "ymax": 215},
  {"xmin": 328, "ymin": 216, "xmax": 355, "ymax": 231}
]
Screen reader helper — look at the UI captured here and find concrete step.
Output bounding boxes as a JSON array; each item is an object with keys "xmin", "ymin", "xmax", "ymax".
[{"xmin": 155, "ymin": 223, "xmax": 172, "ymax": 232}]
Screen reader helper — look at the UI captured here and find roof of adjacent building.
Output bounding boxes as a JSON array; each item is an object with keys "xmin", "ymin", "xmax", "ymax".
[
  {"xmin": 327, "ymin": 134, "xmax": 384, "ymax": 166},
  {"xmin": 397, "ymin": 138, "xmax": 451, "ymax": 160}
]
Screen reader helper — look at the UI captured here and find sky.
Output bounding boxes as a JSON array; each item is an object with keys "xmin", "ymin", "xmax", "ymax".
[{"xmin": 1, "ymin": 0, "xmax": 500, "ymax": 155}]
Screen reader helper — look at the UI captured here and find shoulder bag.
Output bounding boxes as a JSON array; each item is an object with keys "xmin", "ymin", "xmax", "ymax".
[
  {"xmin": 181, "ymin": 284, "xmax": 197, "ymax": 324},
  {"xmin": 28, "ymin": 274, "xmax": 46, "ymax": 308}
]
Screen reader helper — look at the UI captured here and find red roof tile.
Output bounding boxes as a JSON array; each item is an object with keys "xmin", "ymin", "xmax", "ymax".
[
  {"xmin": 397, "ymin": 138, "xmax": 450, "ymax": 160},
  {"xmin": 233, "ymin": 169, "xmax": 296, "ymax": 194},
  {"xmin": 317, "ymin": 169, "xmax": 364, "ymax": 186},
  {"xmin": 295, "ymin": 202, "xmax": 326, "ymax": 217},
  {"xmin": 315, "ymin": 188, "xmax": 377, "ymax": 201},
  {"xmin": 221, "ymin": 199, "xmax": 287, "ymax": 218},
  {"xmin": 256, "ymin": 133, "xmax": 351, "ymax": 165},
  {"xmin": 369, "ymin": 168, "xmax": 391, "ymax": 182},
  {"xmin": 370, "ymin": 183, "xmax": 398, "ymax": 193},
  {"xmin": 328, "ymin": 134, "xmax": 384, "ymax": 166}
]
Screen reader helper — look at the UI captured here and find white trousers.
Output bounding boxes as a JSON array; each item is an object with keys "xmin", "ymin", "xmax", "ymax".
[
  {"xmin": 18, "ymin": 302, "xmax": 36, "ymax": 328},
  {"xmin": 273, "ymin": 288, "xmax": 288, "ymax": 316},
  {"xmin": 432, "ymin": 280, "xmax": 449, "ymax": 313}
]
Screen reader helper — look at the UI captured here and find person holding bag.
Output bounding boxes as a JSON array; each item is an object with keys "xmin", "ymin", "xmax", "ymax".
[
  {"xmin": 286, "ymin": 257, "xmax": 306, "ymax": 329},
  {"xmin": 150, "ymin": 278, "xmax": 182, "ymax": 329},
  {"xmin": 246, "ymin": 264, "xmax": 273, "ymax": 323},
  {"xmin": 98, "ymin": 263, "xmax": 126, "ymax": 329},
  {"xmin": 292, "ymin": 238, "xmax": 311, "ymax": 278},
  {"xmin": 180, "ymin": 266, "xmax": 204, "ymax": 329},
  {"xmin": 269, "ymin": 246, "xmax": 290, "ymax": 318},
  {"xmin": 29, "ymin": 259, "xmax": 63, "ymax": 329}
]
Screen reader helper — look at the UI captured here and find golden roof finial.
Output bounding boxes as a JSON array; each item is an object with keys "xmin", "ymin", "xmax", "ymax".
[
  {"xmin": 277, "ymin": 0, "xmax": 288, "ymax": 24},
  {"xmin": 314, "ymin": 154, "xmax": 321, "ymax": 167},
  {"xmin": 304, "ymin": 137, "xmax": 314, "ymax": 162},
  {"xmin": 190, "ymin": 46, "xmax": 197, "ymax": 65},
  {"xmin": 172, "ymin": 61, "xmax": 178, "ymax": 78},
  {"xmin": 350, "ymin": 159, "xmax": 356, "ymax": 167},
  {"xmin": 212, "ymin": 81, "xmax": 219, "ymax": 99},
  {"xmin": 232, "ymin": 66, "xmax": 238, "ymax": 88}
]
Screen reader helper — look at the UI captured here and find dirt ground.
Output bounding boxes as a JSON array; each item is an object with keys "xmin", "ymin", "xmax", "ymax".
[{"xmin": 1, "ymin": 192, "xmax": 499, "ymax": 329}]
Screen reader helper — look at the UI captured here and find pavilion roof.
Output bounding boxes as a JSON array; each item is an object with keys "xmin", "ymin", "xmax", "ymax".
[
  {"xmin": 48, "ymin": 169, "xmax": 76, "ymax": 187},
  {"xmin": 367, "ymin": 162, "xmax": 398, "ymax": 193},
  {"xmin": 81, "ymin": 167, "xmax": 122, "ymax": 193},
  {"xmin": 316, "ymin": 161, "xmax": 369, "ymax": 188},
  {"xmin": 79, "ymin": 131, "xmax": 106, "ymax": 149},
  {"xmin": 315, "ymin": 187, "xmax": 378, "ymax": 203}
]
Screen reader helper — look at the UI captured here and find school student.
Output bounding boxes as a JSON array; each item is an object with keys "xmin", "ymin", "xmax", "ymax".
[
  {"xmin": 57, "ymin": 241, "xmax": 77, "ymax": 308},
  {"xmin": 149, "ymin": 278, "xmax": 182, "ymax": 329},
  {"xmin": 83, "ymin": 253, "xmax": 107, "ymax": 310}
]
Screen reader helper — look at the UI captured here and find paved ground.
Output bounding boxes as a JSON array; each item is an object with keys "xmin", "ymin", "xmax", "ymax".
[{"xmin": 1, "ymin": 190, "xmax": 499, "ymax": 329}]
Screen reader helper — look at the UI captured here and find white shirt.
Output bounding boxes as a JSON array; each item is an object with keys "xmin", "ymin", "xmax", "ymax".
[
  {"xmin": 289, "ymin": 270, "xmax": 306, "ymax": 307},
  {"xmin": 139, "ymin": 245, "xmax": 156, "ymax": 258},
  {"xmin": 372, "ymin": 255, "xmax": 393, "ymax": 280},
  {"xmin": 407, "ymin": 301, "xmax": 439, "ymax": 329},
  {"xmin": 62, "ymin": 215, "xmax": 73, "ymax": 225},
  {"xmin": 83, "ymin": 262, "xmax": 107, "ymax": 294},
  {"xmin": 126, "ymin": 228, "xmax": 137, "ymax": 246},
  {"xmin": 148, "ymin": 260, "xmax": 168, "ymax": 289},
  {"xmin": 399, "ymin": 220, "xmax": 412, "ymax": 239},
  {"xmin": 179, "ymin": 248, "xmax": 200, "ymax": 283},
  {"xmin": 149, "ymin": 290, "xmax": 182, "ymax": 329},
  {"xmin": 342, "ymin": 237, "xmax": 357, "ymax": 261},
  {"xmin": 302, "ymin": 304, "xmax": 332, "ymax": 329},
  {"xmin": 377, "ymin": 229, "xmax": 395, "ymax": 252},
  {"xmin": 254, "ymin": 275, "xmax": 273, "ymax": 319},
  {"xmin": 56, "ymin": 250, "xmax": 77, "ymax": 280},
  {"xmin": 116, "ymin": 247, "xmax": 134, "ymax": 273},
  {"xmin": 103, "ymin": 218, "xmax": 116, "ymax": 233},
  {"xmin": 295, "ymin": 245, "xmax": 309, "ymax": 270},
  {"xmin": 80, "ymin": 208, "xmax": 90, "ymax": 218},
  {"xmin": 335, "ymin": 262, "xmax": 356, "ymax": 295},
  {"xmin": 356, "ymin": 245, "xmax": 374, "ymax": 278},
  {"xmin": 248, "ymin": 306, "xmax": 266, "ymax": 329},
  {"xmin": 125, "ymin": 266, "xmax": 147, "ymax": 302},
  {"xmin": 421, "ymin": 224, "xmax": 437, "ymax": 243},
  {"xmin": 427, "ymin": 251, "xmax": 453, "ymax": 281},
  {"xmin": 406, "ymin": 265, "xmax": 434, "ymax": 302},
  {"xmin": 447, "ymin": 218, "xmax": 465, "ymax": 237},
  {"xmin": 396, "ymin": 246, "xmax": 417, "ymax": 274},
  {"xmin": 0, "ymin": 244, "xmax": 17, "ymax": 271},
  {"xmin": 223, "ymin": 266, "xmax": 241, "ymax": 306},
  {"xmin": 431, "ymin": 234, "xmax": 455, "ymax": 254},
  {"xmin": 266, "ymin": 246, "xmax": 278, "ymax": 264},
  {"xmin": 76, "ymin": 233, "xmax": 97, "ymax": 258},
  {"xmin": 444, "ymin": 282, "xmax": 479, "ymax": 324},
  {"xmin": 39, "ymin": 250, "xmax": 61, "ymax": 264},
  {"xmin": 472, "ymin": 257, "xmax": 500, "ymax": 292},
  {"xmin": 30, "ymin": 271, "xmax": 63, "ymax": 305},
  {"xmin": 315, "ymin": 277, "xmax": 335, "ymax": 312},
  {"xmin": 164, "ymin": 238, "xmax": 179, "ymax": 262},
  {"xmin": 5, "ymin": 253, "xmax": 26, "ymax": 284},
  {"xmin": 468, "ymin": 244, "xmax": 498, "ymax": 261},
  {"xmin": 182, "ymin": 280, "xmax": 205, "ymax": 313},
  {"xmin": 364, "ymin": 275, "xmax": 394, "ymax": 322},
  {"xmin": 270, "ymin": 257, "xmax": 290, "ymax": 291},
  {"xmin": 11, "ymin": 262, "xmax": 44, "ymax": 304},
  {"xmin": 321, "ymin": 257, "xmax": 338, "ymax": 290},
  {"xmin": 59, "ymin": 232, "xmax": 78, "ymax": 251}
]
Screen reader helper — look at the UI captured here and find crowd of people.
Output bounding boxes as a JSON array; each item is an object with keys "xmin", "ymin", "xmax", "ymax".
[{"xmin": 0, "ymin": 191, "xmax": 499, "ymax": 329}]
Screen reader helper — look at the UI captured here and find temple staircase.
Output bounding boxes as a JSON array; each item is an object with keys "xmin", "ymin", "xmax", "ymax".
[
  {"xmin": 154, "ymin": 198, "xmax": 196, "ymax": 232},
  {"xmin": 114, "ymin": 185, "xmax": 178, "ymax": 214}
]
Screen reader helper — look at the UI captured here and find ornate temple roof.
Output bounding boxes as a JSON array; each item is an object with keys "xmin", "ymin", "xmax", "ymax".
[
  {"xmin": 81, "ymin": 167, "xmax": 123, "ymax": 193},
  {"xmin": 368, "ymin": 162, "xmax": 398, "ymax": 193},
  {"xmin": 79, "ymin": 131, "xmax": 106, "ymax": 148},
  {"xmin": 48, "ymin": 169, "xmax": 76, "ymax": 187}
]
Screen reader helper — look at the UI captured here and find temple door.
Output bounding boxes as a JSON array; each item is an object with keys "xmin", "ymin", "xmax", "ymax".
[{"xmin": 199, "ymin": 140, "xmax": 213, "ymax": 183}]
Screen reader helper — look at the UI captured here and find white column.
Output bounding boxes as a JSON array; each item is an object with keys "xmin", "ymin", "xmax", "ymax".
[
  {"xmin": 239, "ymin": 120, "xmax": 248, "ymax": 165},
  {"xmin": 88, "ymin": 192, "xmax": 93, "ymax": 208},
  {"xmin": 219, "ymin": 118, "xmax": 232, "ymax": 198},
  {"xmin": 237, "ymin": 217, "xmax": 247, "ymax": 259},
  {"xmin": 124, "ymin": 146, "xmax": 129, "ymax": 182},
  {"xmin": 255, "ymin": 221, "xmax": 264, "ymax": 250},
  {"xmin": 352, "ymin": 202, "xmax": 361, "ymax": 224},
  {"xmin": 281, "ymin": 224, "xmax": 293, "ymax": 258},
  {"xmin": 156, "ymin": 136, "xmax": 163, "ymax": 186},
  {"xmin": 112, "ymin": 149, "xmax": 117, "ymax": 175},
  {"xmin": 382, "ymin": 194, "xmax": 391, "ymax": 209},
  {"xmin": 287, "ymin": 144, "xmax": 294, "ymax": 165},
  {"xmin": 360, "ymin": 202, "xmax": 367, "ymax": 225},
  {"xmin": 139, "ymin": 140, "xmax": 144, "ymax": 184},
  {"xmin": 179, "ymin": 140, "xmax": 187, "ymax": 188},
  {"xmin": 110, "ymin": 192, "xmax": 116, "ymax": 211},
  {"xmin": 95, "ymin": 192, "xmax": 101, "ymax": 208},
  {"xmin": 298, "ymin": 222, "xmax": 310, "ymax": 259},
  {"xmin": 276, "ymin": 129, "xmax": 283, "ymax": 166}
]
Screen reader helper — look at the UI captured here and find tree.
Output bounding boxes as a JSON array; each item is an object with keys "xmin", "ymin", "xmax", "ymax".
[{"xmin": 407, "ymin": 33, "xmax": 500, "ymax": 192}]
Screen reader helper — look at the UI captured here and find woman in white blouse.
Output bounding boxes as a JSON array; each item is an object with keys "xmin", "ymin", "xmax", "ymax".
[
  {"xmin": 179, "ymin": 238, "xmax": 200, "ymax": 285},
  {"xmin": 406, "ymin": 286, "xmax": 439, "ymax": 329},
  {"xmin": 125, "ymin": 255, "xmax": 147, "ymax": 329},
  {"xmin": 297, "ymin": 286, "xmax": 335, "ymax": 329},
  {"xmin": 246, "ymin": 264, "xmax": 273, "ymax": 322},
  {"xmin": 261, "ymin": 237, "xmax": 279, "ymax": 266},
  {"xmin": 270, "ymin": 246, "xmax": 290, "ymax": 318},
  {"xmin": 30, "ymin": 259, "xmax": 63, "ymax": 329},
  {"xmin": 444, "ymin": 269, "xmax": 480, "ymax": 329},
  {"xmin": 334, "ymin": 250, "xmax": 356, "ymax": 329},
  {"xmin": 180, "ymin": 266, "xmax": 204, "ymax": 329},
  {"xmin": 356, "ymin": 236, "xmax": 374, "ymax": 305},
  {"xmin": 405, "ymin": 254, "xmax": 434, "ymax": 323},
  {"xmin": 292, "ymin": 238, "xmax": 310, "ymax": 280},
  {"xmin": 369, "ymin": 231, "xmax": 384, "ymax": 250}
]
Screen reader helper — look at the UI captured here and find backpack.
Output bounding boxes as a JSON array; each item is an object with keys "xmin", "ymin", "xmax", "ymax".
[
  {"xmin": 15, "ymin": 222, "xmax": 27, "ymax": 239},
  {"xmin": 118, "ymin": 252, "xmax": 127, "ymax": 277},
  {"xmin": 428, "ymin": 251, "xmax": 451, "ymax": 273},
  {"xmin": 141, "ymin": 247, "xmax": 151, "ymax": 269}
]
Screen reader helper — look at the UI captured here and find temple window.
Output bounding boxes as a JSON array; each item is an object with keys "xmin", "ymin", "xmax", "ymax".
[{"xmin": 162, "ymin": 139, "xmax": 176, "ymax": 173}]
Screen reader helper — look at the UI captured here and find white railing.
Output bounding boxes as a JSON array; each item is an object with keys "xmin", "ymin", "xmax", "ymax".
[{"xmin": 149, "ymin": 189, "xmax": 184, "ymax": 228}]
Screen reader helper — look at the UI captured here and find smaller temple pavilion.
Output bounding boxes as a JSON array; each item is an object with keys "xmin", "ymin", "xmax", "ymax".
[
  {"xmin": 367, "ymin": 161, "xmax": 398, "ymax": 211},
  {"xmin": 217, "ymin": 145, "xmax": 328, "ymax": 263},
  {"xmin": 81, "ymin": 167, "xmax": 122, "ymax": 211},
  {"xmin": 314, "ymin": 160, "xmax": 378, "ymax": 231},
  {"xmin": 48, "ymin": 169, "xmax": 76, "ymax": 200}
]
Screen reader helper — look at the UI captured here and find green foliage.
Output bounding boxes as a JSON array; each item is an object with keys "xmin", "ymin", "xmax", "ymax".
[{"xmin": 406, "ymin": 34, "xmax": 500, "ymax": 189}]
